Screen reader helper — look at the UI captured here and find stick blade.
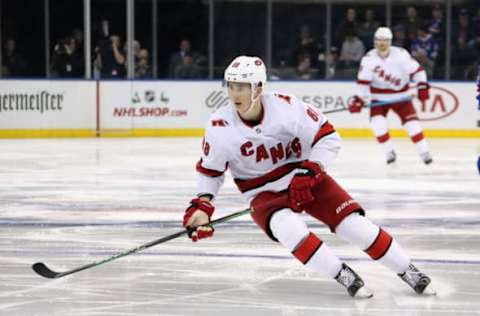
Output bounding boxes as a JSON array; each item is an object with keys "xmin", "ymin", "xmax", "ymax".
[{"xmin": 32, "ymin": 262, "xmax": 61, "ymax": 279}]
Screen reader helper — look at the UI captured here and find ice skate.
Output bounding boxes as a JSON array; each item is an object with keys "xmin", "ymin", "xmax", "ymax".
[
  {"xmin": 420, "ymin": 152, "xmax": 433, "ymax": 165},
  {"xmin": 386, "ymin": 150, "xmax": 396, "ymax": 164},
  {"xmin": 398, "ymin": 263, "xmax": 436, "ymax": 295},
  {"xmin": 335, "ymin": 264, "xmax": 373, "ymax": 299}
]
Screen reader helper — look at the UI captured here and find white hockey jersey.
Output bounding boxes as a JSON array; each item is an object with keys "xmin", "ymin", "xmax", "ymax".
[
  {"xmin": 196, "ymin": 92, "xmax": 341, "ymax": 201},
  {"xmin": 355, "ymin": 46, "xmax": 427, "ymax": 102}
]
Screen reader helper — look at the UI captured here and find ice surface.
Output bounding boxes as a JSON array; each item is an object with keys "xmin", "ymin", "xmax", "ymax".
[{"xmin": 0, "ymin": 137, "xmax": 479, "ymax": 315}]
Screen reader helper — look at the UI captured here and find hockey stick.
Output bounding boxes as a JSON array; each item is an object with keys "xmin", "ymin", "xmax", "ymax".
[
  {"xmin": 32, "ymin": 207, "xmax": 252, "ymax": 279},
  {"xmin": 322, "ymin": 96, "xmax": 413, "ymax": 114}
]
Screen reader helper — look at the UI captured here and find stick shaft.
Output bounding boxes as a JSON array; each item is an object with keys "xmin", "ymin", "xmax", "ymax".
[
  {"xmin": 322, "ymin": 96, "xmax": 412, "ymax": 114},
  {"xmin": 33, "ymin": 208, "xmax": 252, "ymax": 278}
]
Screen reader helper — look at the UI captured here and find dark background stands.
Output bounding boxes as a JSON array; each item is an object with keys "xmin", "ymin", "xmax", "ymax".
[{"xmin": 2, "ymin": 39, "xmax": 27, "ymax": 76}]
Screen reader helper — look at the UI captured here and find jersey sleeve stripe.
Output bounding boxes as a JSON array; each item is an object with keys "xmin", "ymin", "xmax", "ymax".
[
  {"xmin": 234, "ymin": 161, "xmax": 303, "ymax": 193},
  {"xmin": 356, "ymin": 80, "xmax": 371, "ymax": 85},
  {"xmin": 312, "ymin": 121, "xmax": 336, "ymax": 147},
  {"xmin": 370, "ymin": 84, "xmax": 409, "ymax": 94},
  {"xmin": 196, "ymin": 159, "xmax": 227, "ymax": 177},
  {"xmin": 409, "ymin": 66, "xmax": 424, "ymax": 78}
]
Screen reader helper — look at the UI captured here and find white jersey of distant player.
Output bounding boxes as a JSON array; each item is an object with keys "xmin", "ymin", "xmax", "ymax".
[
  {"xmin": 196, "ymin": 92, "xmax": 341, "ymax": 201},
  {"xmin": 356, "ymin": 46, "xmax": 427, "ymax": 103}
]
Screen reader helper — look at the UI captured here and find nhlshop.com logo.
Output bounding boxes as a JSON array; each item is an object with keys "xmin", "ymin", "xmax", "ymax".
[
  {"xmin": 113, "ymin": 107, "xmax": 187, "ymax": 117},
  {"xmin": 413, "ymin": 85, "xmax": 459, "ymax": 121},
  {"xmin": 114, "ymin": 90, "xmax": 188, "ymax": 117}
]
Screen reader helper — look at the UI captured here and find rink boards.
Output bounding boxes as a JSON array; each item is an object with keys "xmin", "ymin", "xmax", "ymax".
[{"xmin": 0, "ymin": 79, "xmax": 478, "ymax": 138}]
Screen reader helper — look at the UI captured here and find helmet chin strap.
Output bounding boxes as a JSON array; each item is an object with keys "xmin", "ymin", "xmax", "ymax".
[{"xmin": 243, "ymin": 84, "xmax": 260, "ymax": 115}]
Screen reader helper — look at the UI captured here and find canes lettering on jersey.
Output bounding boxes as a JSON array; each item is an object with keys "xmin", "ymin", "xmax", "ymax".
[
  {"xmin": 372, "ymin": 66, "xmax": 402, "ymax": 87},
  {"xmin": 196, "ymin": 92, "xmax": 341, "ymax": 200},
  {"xmin": 240, "ymin": 137, "xmax": 302, "ymax": 164},
  {"xmin": 356, "ymin": 47, "xmax": 427, "ymax": 102}
]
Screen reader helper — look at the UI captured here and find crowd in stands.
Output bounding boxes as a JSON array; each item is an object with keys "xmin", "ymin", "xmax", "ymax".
[
  {"xmin": 279, "ymin": 5, "xmax": 479, "ymax": 80},
  {"xmin": 47, "ymin": 22, "xmax": 205, "ymax": 79},
  {"xmin": 1, "ymin": 4, "xmax": 479, "ymax": 80}
]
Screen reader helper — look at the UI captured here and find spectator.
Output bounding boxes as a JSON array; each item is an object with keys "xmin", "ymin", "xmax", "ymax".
[
  {"xmin": 169, "ymin": 39, "xmax": 203, "ymax": 77},
  {"xmin": 392, "ymin": 24, "xmax": 407, "ymax": 48},
  {"xmin": 270, "ymin": 51, "xmax": 296, "ymax": 80},
  {"xmin": 292, "ymin": 25, "xmax": 319, "ymax": 67},
  {"xmin": 95, "ymin": 34, "xmax": 126, "ymax": 78},
  {"xmin": 296, "ymin": 54, "xmax": 316, "ymax": 80},
  {"xmin": 270, "ymin": 60, "xmax": 296, "ymax": 80},
  {"xmin": 135, "ymin": 49, "xmax": 152, "ymax": 78},
  {"xmin": 325, "ymin": 46, "xmax": 339, "ymax": 79},
  {"xmin": 2, "ymin": 39, "xmax": 26, "ymax": 76},
  {"xmin": 473, "ymin": 8, "xmax": 480, "ymax": 36},
  {"xmin": 429, "ymin": 4, "xmax": 445, "ymax": 41},
  {"xmin": 335, "ymin": 8, "xmax": 358, "ymax": 47},
  {"xmin": 174, "ymin": 54, "xmax": 201, "ymax": 79},
  {"xmin": 358, "ymin": 9, "xmax": 380, "ymax": 50},
  {"xmin": 452, "ymin": 9, "xmax": 477, "ymax": 78},
  {"xmin": 339, "ymin": 31, "xmax": 365, "ymax": 67},
  {"xmin": 72, "ymin": 28, "xmax": 84, "ymax": 59},
  {"xmin": 403, "ymin": 6, "xmax": 424, "ymax": 47},
  {"xmin": 411, "ymin": 25, "xmax": 439, "ymax": 78},
  {"xmin": 453, "ymin": 9, "xmax": 476, "ymax": 48},
  {"xmin": 428, "ymin": 5, "xmax": 446, "ymax": 78},
  {"xmin": 475, "ymin": 9, "xmax": 480, "ymax": 62},
  {"xmin": 124, "ymin": 40, "xmax": 141, "ymax": 63},
  {"xmin": 51, "ymin": 36, "xmax": 84, "ymax": 77}
]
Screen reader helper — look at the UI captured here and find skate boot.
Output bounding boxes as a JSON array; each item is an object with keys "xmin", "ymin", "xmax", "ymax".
[
  {"xmin": 386, "ymin": 150, "xmax": 397, "ymax": 164},
  {"xmin": 398, "ymin": 263, "xmax": 436, "ymax": 295},
  {"xmin": 335, "ymin": 263, "xmax": 373, "ymax": 298},
  {"xmin": 420, "ymin": 152, "xmax": 433, "ymax": 165}
]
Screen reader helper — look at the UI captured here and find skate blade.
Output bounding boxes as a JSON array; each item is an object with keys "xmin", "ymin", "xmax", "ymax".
[
  {"xmin": 354, "ymin": 286, "xmax": 374, "ymax": 299},
  {"xmin": 420, "ymin": 284, "xmax": 437, "ymax": 296}
]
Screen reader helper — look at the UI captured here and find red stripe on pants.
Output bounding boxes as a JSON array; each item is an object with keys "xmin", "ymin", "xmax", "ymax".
[
  {"xmin": 292, "ymin": 232, "xmax": 323, "ymax": 264},
  {"xmin": 410, "ymin": 132, "xmax": 424, "ymax": 143},
  {"xmin": 376, "ymin": 133, "xmax": 390, "ymax": 143},
  {"xmin": 365, "ymin": 228, "xmax": 393, "ymax": 260}
]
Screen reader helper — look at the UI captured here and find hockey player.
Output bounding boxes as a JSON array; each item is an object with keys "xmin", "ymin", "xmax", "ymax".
[
  {"xmin": 349, "ymin": 27, "xmax": 433, "ymax": 165},
  {"xmin": 182, "ymin": 55, "xmax": 435, "ymax": 298}
]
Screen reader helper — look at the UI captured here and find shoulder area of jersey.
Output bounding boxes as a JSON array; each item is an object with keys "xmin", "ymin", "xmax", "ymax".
[
  {"xmin": 390, "ymin": 46, "xmax": 409, "ymax": 56},
  {"xmin": 206, "ymin": 105, "xmax": 233, "ymax": 128},
  {"xmin": 363, "ymin": 48, "xmax": 377, "ymax": 59},
  {"xmin": 266, "ymin": 92, "xmax": 299, "ymax": 106}
]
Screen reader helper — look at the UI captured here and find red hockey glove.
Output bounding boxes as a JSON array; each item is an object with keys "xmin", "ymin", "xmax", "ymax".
[
  {"xmin": 417, "ymin": 82, "xmax": 430, "ymax": 103},
  {"xmin": 348, "ymin": 96, "xmax": 365, "ymax": 113},
  {"xmin": 183, "ymin": 198, "xmax": 215, "ymax": 242},
  {"xmin": 289, "ymin": 161, "xmax": 325, "ymax": 212}
]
